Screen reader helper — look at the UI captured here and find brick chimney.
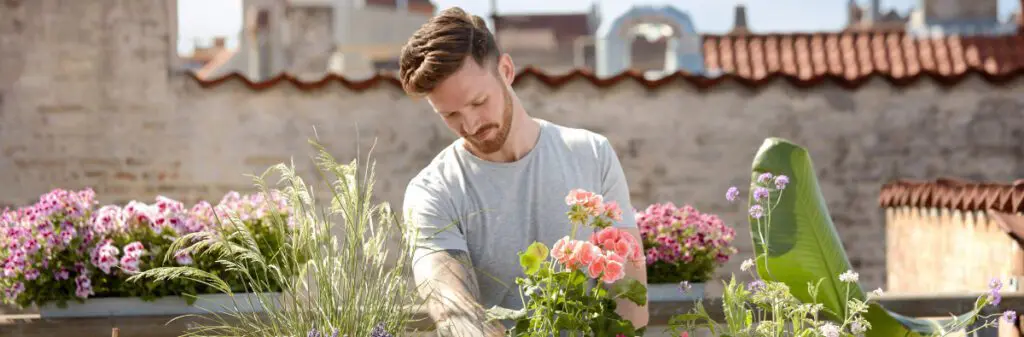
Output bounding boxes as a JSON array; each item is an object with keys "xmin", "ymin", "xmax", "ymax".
[{"xmin": 730, "ymin": 4, "xmax": 750, "ymax": 34}]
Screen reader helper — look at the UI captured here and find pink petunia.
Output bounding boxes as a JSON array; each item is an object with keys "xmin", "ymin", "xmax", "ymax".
[
  {"xmin": 174, "ymin": 250, "xmax": 193, "ymax": 265},
  {"xmin": 23, "ymin": 269, "xmax": 39, "ymax": 281},
  {"xmin": 123, "ymin": 241, "xmax": 145, "ymax": 258},
  {"xmin": 120, "ymin": 255, "xmax": 140, "ymax": 274}
]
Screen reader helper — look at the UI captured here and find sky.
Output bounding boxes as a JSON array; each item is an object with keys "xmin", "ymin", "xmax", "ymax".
[{"xmin": 177, "ymin": 0, "xmax": 1021, "ymax": 55}]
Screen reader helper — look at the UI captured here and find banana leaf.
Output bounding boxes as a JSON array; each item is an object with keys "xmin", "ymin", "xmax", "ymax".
[{"xmin": 747, "ymin": 137, "xmax": 976, "ymax": 337}]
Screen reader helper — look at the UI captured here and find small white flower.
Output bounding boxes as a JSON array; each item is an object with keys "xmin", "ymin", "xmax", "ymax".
[
  {"xmin": 851, "ymin": 321, "xmax": 867, "ymax": 334},
  {"xmin": 819, "ymin": 322, "xmax": 840, "ymax": 337},
  {"xmin": 839, "ymin": 270, "xmax": 859, "ymax": 283},
  {"xmin": 741, "ymin": 258, "xmax": 755, "ymax": 272},
  {"xmin": 871, "ymin": 288, "xmax": 883, "ymax": 297}
]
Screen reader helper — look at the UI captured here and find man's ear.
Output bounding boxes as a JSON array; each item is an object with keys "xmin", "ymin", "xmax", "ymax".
[{"xmin": 498, "ymin": 53, "xmax": 515, "ymax": 86}]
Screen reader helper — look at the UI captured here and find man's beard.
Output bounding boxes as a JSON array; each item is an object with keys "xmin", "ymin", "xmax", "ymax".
[{"xmin": 464, "ymin": 85, "xmax": 514, "ymax": 155}]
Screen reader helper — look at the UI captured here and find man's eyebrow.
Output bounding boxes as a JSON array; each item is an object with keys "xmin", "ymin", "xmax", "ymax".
[{"xmin": 440, "ymin": 93, "xmax": 486, "ymax": 115}]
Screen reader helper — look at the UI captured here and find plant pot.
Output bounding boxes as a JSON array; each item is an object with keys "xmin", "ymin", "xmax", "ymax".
[
  {"xmin": 647, "ymin": 282, "xmax": 705, "ymax": 302},
  {"xmin": 38, "ymin": 292, "xmax": 281, "ymax": 318}
]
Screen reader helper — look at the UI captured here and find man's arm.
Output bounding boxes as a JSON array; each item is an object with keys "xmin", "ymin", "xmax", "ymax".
[
  {"xmin": 596, "ymin": 137, "xmax": 650, "ymax": 329},
  {"xmin": 403, "ymin": 176, "xmax": 505, "ymax": 336},
  {"xmin": 412, "ymin": 249, "xmax": 506, "ymax": 337}
]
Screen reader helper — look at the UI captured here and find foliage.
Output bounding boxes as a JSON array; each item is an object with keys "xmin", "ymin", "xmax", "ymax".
[
  {"xmin": 668, "ymin": 137, "xmax": 1017, "ymax": 337},
  {"xmin": 487, "ymin": 189, "xmax": 648, "ymax": 337},
  {"xmin": 0, "ymin": 188, "xmax": 291, "ymax": 308},
  {"xmin": 636, "ymin": 202, "xmax": 738, "ymax": 284},
  {"xmin": 126, "ymin": 139, "xmax": 418, "ymax": 337}
]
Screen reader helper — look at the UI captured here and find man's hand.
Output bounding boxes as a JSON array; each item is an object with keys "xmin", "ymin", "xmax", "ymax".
[
  {"xmin": 613, "ymin": 227, "xmax": 650, "ymax": 329},
  {"xmin": 413, "ymin": 249, "xmax": 507, "ymax": 337}
]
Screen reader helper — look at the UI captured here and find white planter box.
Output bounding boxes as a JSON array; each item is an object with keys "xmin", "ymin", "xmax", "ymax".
[
  {"xmin": 647, "ymin": 282, "xmax": 706, "ymax": 302},
  {"xmin": 38, "ymin": 292, "xmax": 281, "ymax": 318}
]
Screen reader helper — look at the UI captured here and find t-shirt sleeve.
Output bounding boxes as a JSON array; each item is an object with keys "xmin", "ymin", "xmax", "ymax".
[
  {"xmin": 597, "ymin": 138, "xmax": 639, "ymax": 230},
  {"xmin": 402, "ymin": 175, "xmax": 469, "ymax": 261}
]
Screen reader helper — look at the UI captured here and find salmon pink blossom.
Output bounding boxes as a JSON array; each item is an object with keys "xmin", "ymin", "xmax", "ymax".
[
  {"xmin": 551, "ymin": 236, "xmax": 573, "ymax": 265},
  {"xmin": 602, "ymin": 259, "xmax": 625, "ymax": 283},
  {"xmin": 587, "ymin": 255, "xmax": 607, "ymax": 278}
]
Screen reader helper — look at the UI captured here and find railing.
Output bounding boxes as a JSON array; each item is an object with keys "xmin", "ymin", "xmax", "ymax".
[{"xmin": 3, "ymin": 293, "xmax": 1020, "ymax": 337}]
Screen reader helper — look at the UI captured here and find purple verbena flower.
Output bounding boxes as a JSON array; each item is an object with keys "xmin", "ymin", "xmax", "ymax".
[
  {"xmin": 747, "ymin": 280, "xmax": 766, "ymax": 292},
  {"xmin": 748, "ymin": 205, "xmax": 764, "ymax": 219},
  {"xmin": 989, "ymin": 278, "xmax": 1003, "ymax": 306},
  {"xmin": 1003, "ymin": 310, "xmax": 1017, "ymax": 323},
  {"xmin": 757, "ymin": 173, "xmax": 773, "ymax": 184},
  {"xmin": 726, "ymin": 187, "xmax": 740, "ymax": 202},
  {"xmin": 774, "ymin": 175, "xmax": 789, "ymax": 190},
  {"xmin": 679, "ymin": 281, "xmax": 692, "ymax": 294},
  {"xmin": 369, "ymin": 322, "xmax": 393, "ymax": 337},
  {"xmin": 753, "ymin": 187, "xmax": 770, "ymax": 201}
]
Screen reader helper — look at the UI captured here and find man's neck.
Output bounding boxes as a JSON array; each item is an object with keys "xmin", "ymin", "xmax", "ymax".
[{"xmin": 472, "ymin": 116, "xmax": 541, "ymax": 163}]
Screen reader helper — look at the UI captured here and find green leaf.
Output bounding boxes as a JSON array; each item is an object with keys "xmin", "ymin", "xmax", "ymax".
[
  {"xmin": 747, "ymin": 137, "xmax": 978, "ymax": 337},
  {"xmin": 748, "ymin": 137, "xmax": 858, "ymax": 321},
  {"xmin": 610, "ymin": 279, "xmax": 647, "ymax": 306},
  {"xmin": 519, "ymin": 253, "xmax": 541, "ymax": 275},
  {"xmin": 524, "ymin": 241, "xmax": 549, "ymax": 260}
]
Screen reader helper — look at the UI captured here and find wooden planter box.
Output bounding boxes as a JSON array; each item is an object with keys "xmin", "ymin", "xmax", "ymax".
[{"xmin": 37, "ymin": 292, "xmax": 280, "ymax": 318}]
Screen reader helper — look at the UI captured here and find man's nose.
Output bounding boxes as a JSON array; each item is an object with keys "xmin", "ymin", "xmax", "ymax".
[{"xmin": 463, "ymin": 113, "xmax": 484, "ymax": 134}]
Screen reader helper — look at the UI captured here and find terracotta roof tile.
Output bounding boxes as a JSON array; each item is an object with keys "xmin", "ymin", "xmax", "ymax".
[
  {"xmin": 880, "ymin": 178, "xmax": 1024, "ymax": 213},
  {"xmin": 192, "ymin": 32, "xmax": 1024, "ymax": 90}
]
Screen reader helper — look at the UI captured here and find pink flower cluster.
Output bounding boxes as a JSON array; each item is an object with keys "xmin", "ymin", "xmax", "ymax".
[
  {"xmin": 565, "ymin": 189, "xmax": 623, "ymax": 223},
  {"xmin": 637, "ymin": 203, "xmax": 737, "ymax": 266},
  {"xmin": 553, "ymin": 189, "xmax": 642, "ymax": 284},
  {"xmin": 551, "ymin": 227, "xmax": 643, "ymax": 284},
  {"xmin": 0, "ymin": 188, "xmax": 290, "ymax": 305}
]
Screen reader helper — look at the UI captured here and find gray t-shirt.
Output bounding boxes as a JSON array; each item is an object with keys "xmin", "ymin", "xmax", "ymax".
[{"xmin": 402, "ymin": 118, "xmax": 638, "ymax": 315}]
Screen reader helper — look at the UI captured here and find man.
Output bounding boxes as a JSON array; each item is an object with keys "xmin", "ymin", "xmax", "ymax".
[{"xmin": 398, "ymin": 7, "xmax": 648, "ymax": 336}]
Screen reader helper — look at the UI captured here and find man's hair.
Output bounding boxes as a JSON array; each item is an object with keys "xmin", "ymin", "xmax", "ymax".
[{"xmin": 399, "ymin": 7, "xmax": 501, "ymax": 96}]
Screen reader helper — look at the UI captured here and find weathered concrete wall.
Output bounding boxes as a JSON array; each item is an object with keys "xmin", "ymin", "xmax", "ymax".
[
  {"xmin": 886, "ymin": 207, "xmax": 1024, "ymax": 294},
  {"xmin": 284, "ymin": 6, "xmax": 334, "ymax": 79},
  {"xmin": 3, "ymin": 0, "xmax": 1024, "ymax": 294}
]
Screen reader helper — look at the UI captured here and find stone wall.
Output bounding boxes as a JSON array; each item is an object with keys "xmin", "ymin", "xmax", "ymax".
[{"xmin": 4, "ymin": 0, "xmax": 1024, "ymax": 292}]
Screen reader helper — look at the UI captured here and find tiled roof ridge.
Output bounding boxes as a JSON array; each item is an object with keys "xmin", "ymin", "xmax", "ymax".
[
  {"xmin": 189, "ymin": 64, "xmax": 1024, "ymax": 91},
  {"xmin": 879, "ymin": 177, "xmax": 1024, "ymax": 213}
]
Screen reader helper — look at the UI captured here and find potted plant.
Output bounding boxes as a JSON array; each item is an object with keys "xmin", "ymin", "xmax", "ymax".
[
  {"xmin": 667, "ymin": 140, "xmax": 1016, "ymax": 337},
  {"xmin": 0, "ymin": 188, "xmax": 294, "ymax": 318},
  {"xmin": 487, "ymin": 188, "xmax": 648, "ymax": 337},
  {"xmin": 635, "ymin": 202, "xmax": 738, "ymax": 301},
  {"xmin": 126, "ymin": 143, "xmax": 421, "ymax": 337}
]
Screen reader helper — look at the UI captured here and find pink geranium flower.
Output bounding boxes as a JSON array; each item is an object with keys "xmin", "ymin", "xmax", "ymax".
[
  {"xmin": 587, "ymin": 255, "xmax": 607, "ymax": 278},
  {"xmin": 551, "ymin": 236, "xmax": 573, "ymax": 265},
  {"xmin": 572, "ymin": 241, "xmax": 600, "ymax": 266},
  {"xmin": 602, "ymin": 259, "xmax": 625, "ymax": 284},
  {"xmin": 565, "ymin": 189, "xmax": 603, "ymax": 215}
]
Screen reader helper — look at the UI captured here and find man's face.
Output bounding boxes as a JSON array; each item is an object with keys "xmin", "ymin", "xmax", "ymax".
[{"xmin": 426, "ymin": 56, "xmax": 514, "ymax": 155}]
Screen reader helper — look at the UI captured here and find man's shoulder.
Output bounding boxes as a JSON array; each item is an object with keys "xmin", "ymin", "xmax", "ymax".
[
  {"xmin": 540, "ymin": 119, "xmax": 614, "ymax": 155},
  {"xmin": 404, "ymin": 142, "xmax": 461, "ymax": 198}
]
